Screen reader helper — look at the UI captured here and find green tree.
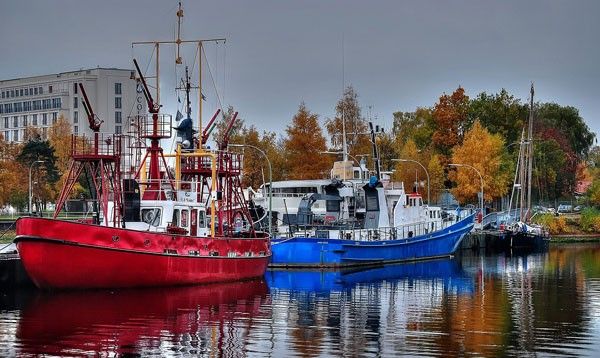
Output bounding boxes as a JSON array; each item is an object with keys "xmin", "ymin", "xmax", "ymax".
[
  {"xmin": 212, "ymin": 105, "xmax": 245, "ymax": 148},
  {"xmin": 537, "ymin": 103, "xmax": 595, "ymax": 159},
  {"xmin": 469, "ymin": 89, "xmax": 527, "ymax": 148},
  {"xmin": 325, "ymin": 86, "xmax": 371, "ymax": 159}
]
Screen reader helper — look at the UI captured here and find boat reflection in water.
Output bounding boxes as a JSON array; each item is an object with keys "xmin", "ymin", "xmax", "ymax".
[
  {"xmin": 14, "ymin": 280, "xmax": 269, "ymax": 357},
  {"xmin": 267, "ymin": 258, "xmax": 474, "ymax": 294}
]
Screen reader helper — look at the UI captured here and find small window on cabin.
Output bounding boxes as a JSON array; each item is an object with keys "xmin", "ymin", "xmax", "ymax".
[
  {"xmin": 198, "ymin": 210, "xmax": 206, "ymax": 228},
  {"xmin": 141, "ymin": 208, "xmax": 161, "ymax": 226},
  {"xmin": 181, "ymin": 210, "xmax": 189, "ymax": 227},
  {"xmin": 172, "ymin": 209, "xmax": 180, "ymax": 226}
]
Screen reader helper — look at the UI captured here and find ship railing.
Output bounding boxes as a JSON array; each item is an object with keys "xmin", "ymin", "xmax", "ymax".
[
  {"xmin": 178, "ymin": 150, "xmax": 243, "ymax": 175},
  {"xmin": 128, "ymin": 113, "xmax": 173, "ymax": 139},
  {"xmin": 71, "ymin": 133, "xmax": 123, "ymax": 157},
  {"xmin": 137, "ymin": 178, "xmax": 211, "ymax": 202}
]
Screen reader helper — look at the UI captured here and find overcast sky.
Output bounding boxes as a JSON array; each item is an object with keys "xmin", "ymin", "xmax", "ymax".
[{"xmin": 1, "ymin": 0, "xmax": 598, "ymax": 141}]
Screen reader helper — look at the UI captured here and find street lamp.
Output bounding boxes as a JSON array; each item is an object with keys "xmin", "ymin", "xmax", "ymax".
[
  {"xmin": 448, "ymin": 163, "xmax": 484, "ymax": 218},
  {"xmin": 229, "ymin": 144, "xmax": 272, "ymax": 236},
  {"xmin": 29, "ymin": 160, "xmax": 45, "ymax": 215},
  {"xmin": 392, "ymin": 158, "xmax": 430, "ymax": 205}
]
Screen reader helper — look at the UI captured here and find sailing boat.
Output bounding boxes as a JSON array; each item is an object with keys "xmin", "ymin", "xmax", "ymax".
[
  {"xmin": 506, "ymin": 84, "xmax": 549, "ymax": 244},
  {"xmin": 14, "ymin": 3, "xmax": 271, "ymax": 289}
]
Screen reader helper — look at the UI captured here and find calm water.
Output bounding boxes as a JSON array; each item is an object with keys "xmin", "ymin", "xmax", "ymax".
[{"xmin": 2, "ymin": 244, "xmax": 600, "ymax": 357}]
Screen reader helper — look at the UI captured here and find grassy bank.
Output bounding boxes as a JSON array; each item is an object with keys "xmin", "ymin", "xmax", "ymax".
[{"xmin": 0, "ymin": 230, "xmax": 16, "ymax": 245}]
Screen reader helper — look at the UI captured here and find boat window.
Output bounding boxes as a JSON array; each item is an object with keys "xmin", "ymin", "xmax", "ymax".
[
  {"xmin": 172, "ymin": 209, "xmax": 180, "ymax": 226},
  {"xmin": 141, "ymin": 208, "xmax": 161, "ymax": 226},
  {"xmin": 181, "ymin": 209, "xmax": 189, "ymax": 227},
  {"xmin": 365, "ymin": 192, "xmax": 379, "ymax": 211},
  {"xmin": 198, "ymin": 210, "xmax": 206, "ymax": 227},
  {"xmin": 326, "ymin": 199, "xmax": 340, "ymax": 212}
]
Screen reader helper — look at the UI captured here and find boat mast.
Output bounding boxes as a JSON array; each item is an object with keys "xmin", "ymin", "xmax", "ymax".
[{"xmin": 526, "ymin": 83, "xmax": 534, "ymax": 222}]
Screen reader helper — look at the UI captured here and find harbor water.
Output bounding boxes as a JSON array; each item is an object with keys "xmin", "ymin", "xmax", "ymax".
[{"xmin": 2, "ymin": 243, "xmax": 600, "ymax": 357}]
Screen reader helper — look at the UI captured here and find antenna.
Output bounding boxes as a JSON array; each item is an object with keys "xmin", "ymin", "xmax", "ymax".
[{"xmin": 341, "ymin": 33, "xmax": 348, "ymax": 162}]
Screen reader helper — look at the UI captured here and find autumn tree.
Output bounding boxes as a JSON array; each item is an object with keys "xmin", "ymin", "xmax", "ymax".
[
  {"xmin": 233, "ymin": 126, "xmax": 285, "ymax": 189},
  {"xmin": 392, "ymin": 139, "xmax": 424, "ymax": 194},
  {"xmin": 0, "ymin": 134, "xmax": 26, "ymax": 209},
  {"xmin": 449, "ymin": 121, "xmax": 512, "ymax": 204},
  {"xmin": 284, "ymin": 102, "xmax": 332, "ymax": 179},
  {"xmin": 325, "ymin": 86, "xmax": 371, "ymax": 159},
  {"xmin": 427, "ymin": 154, "xmax": 445, "ymax": 204},
  {"xmin": 432, "ymin": 87, "xmax": 471, "ymax": 161}
]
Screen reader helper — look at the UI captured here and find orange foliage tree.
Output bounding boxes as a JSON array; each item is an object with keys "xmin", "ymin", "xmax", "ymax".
[
  {"xmin": 235, "ymin": 126, "xmax": 285, "ymax": 188},
  {"xmin": 0, "ymin": 133, "xmax": 26, "ymax": 210},
  {"xmin": 449, "ymin": 121, "xmax": 512, "ymax": 204},
  {"xmin": 432, "ymin": 87, "xmax": 471, "ymax": 161},
  {"xmin": 284, "ymin": 102, "xmax": 332, "ymax": 179}
]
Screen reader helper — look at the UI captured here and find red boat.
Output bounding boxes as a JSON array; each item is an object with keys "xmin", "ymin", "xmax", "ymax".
[{"xmin": 15, "ymin": 7, "xmax": 270, "ymax": 289}]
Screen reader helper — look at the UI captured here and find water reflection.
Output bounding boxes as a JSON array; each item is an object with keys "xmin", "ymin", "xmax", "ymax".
[
  {"xmin": 7, "ymin": 280, "xmax": 269, "ymax": 357},
  {"xmin": 3, "ymin": 245, "xmax": 600, "ymax": 356}
]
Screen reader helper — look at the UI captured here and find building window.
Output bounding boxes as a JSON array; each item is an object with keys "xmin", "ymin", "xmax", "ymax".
[
  {"xmin": 42, "ymin": 113, "xmax": 47, "ymax": 126},
  {"xmin": 13, "ymin": 116, "xmax": 18, "ymax": 127},
  {"xmin": 13, "ymin": 130, "xmax": 18, "ymax": 142},
  {"xmin": 52, "ymin": 112, "xmax": 57, "ymax": 124},
  {"xmin": 4, "ymin": 103, "xmax": 12, "ymax": 113},
  {"xmin": 115, "ymin": 97, "xmax": 122, "ymax": 109},
  {"xmin": 22, "ymin": 115, "xmax": 27, "ymax": 127},
  {"xmin": 33, "ymin": 100, "xmax": 41, "ymax": 110},
  {"xmin": 11, "ymin": 90, "xmax": 15, "ymax": 97},
  {"xmin": 74, "ymin": 126, "xmax": 78, "ymax": 134},
  {"xmin": 32, "ymin": 114, "xmax": 38, "ymax": 126},
  {"xmin": 115, "ymin": 111, "xmax": 122, "ymax": 124},
  {"xmin": 1, "ymin": 91, "xmax": 4, "ymax": 99},
  {"xmin": 24, "ymin": 101, "xmax": 32, "ymax": 111},
  {"xmin": 38, "ymin": 87, "xmax": 43, "ymax": 95},
  {"xmin": 24, "ymin": 88, "xmax": 28, "ymax": 96},
  {"xmin": 29, "ymin": 88, "xmax": 33, "ymax": 96},
  {"xmin": 74, "ymin": 111, "xmax": 78, "ymax": 123},
  {"xmin": 34, "ymin": 88, "xmax": 38, "ymax": 95},
  {"xmin": 52, "ymin": 98, "xmax": 61, "ymax": 109},
  {"xmin": 115, "ymin": 83, "xmax": 122, "ymax": 95},
  {"xmin": 48, "ymin": 85, "xmax": 52, "ymax": 94},
  {"xmin": 74, "ymin": 97, "xmax": 78, "ymax": 108},
  {"xmin": 74, "ymin": 82, "xmax": 78, "ymax": 94},
  {"xmin": 3, "ymin": 117, "xmax": 8, "ymax": 129},
  {"xmin": 115, "ymin": 125, "xmax": 122, "ymax": 134}
]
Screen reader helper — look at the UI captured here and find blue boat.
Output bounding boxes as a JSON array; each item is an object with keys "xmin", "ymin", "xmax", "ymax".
[
  {"xmin": 266, "ymin": 171, "xmax": 475, "ymax": 268},
  {"xmin": 270, "ymin": 213, "xmax": 475, "ymax": 268}
]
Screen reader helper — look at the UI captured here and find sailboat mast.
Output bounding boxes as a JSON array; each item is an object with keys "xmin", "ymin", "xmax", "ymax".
[{"xmin": 526, "ymin": 83, "xmax": 534, "ymax": 221}]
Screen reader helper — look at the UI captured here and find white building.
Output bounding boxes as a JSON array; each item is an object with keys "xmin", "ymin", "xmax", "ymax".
[{"xmin": 0, "ymin": 68, "xmax": 139, "ymax": 143}]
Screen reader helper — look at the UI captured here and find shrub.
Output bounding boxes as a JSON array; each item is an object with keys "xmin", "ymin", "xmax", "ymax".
[{"xmin": 580, "ymin": 207, "xmax": 600, "ymax": 232}]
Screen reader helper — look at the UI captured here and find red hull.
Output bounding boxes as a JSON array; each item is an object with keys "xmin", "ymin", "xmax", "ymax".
[{"xmin": 15, "ymin": 217, "xmax": 271, "ymax": 289}]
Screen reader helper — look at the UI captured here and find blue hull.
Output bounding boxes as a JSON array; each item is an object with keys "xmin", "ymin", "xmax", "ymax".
[{"xmin": 270, "ymin": 214, "xmax": 475, "ymax": 268}]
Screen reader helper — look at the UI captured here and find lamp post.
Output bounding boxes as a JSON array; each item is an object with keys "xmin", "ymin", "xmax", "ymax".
[
  {"xmin": 29, "ymin": 160, "xmax": 45, "ymax": 215},
  {"xmin": 229, "ymin": 144, "xmax": 272, "ymax": 236},
  {"xmin": 448, "ymin": 163, "xmax": 484, "ymax": 218},
  {"xmin": 392, "ymin": 158, "xmax": 430, "ymax": 205}
]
